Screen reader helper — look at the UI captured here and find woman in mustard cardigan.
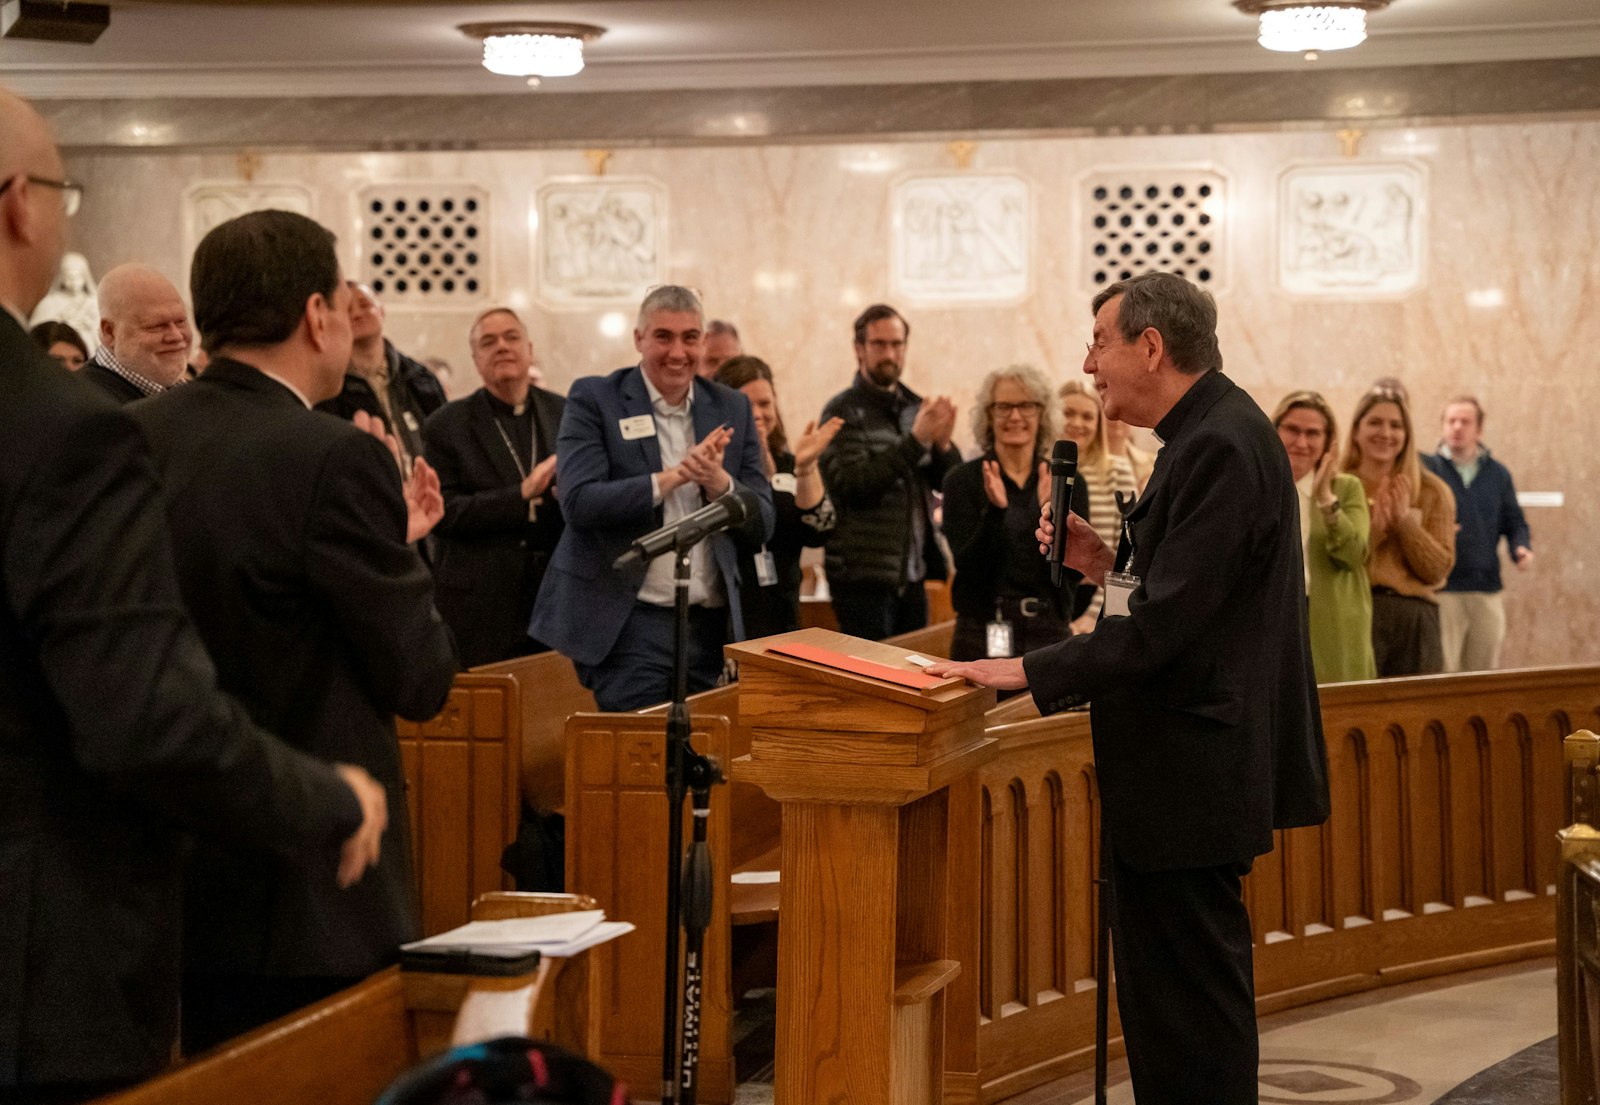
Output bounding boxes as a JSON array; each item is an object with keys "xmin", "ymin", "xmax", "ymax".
[{"xmin": 1273, "ymin": 392, "xmax": 1375, "ymax": 682}]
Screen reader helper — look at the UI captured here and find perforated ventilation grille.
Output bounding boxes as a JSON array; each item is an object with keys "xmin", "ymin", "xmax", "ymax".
[
  {"xmin": 359, "ymin": 185, "xmax": 488, "ymax": 303},
  {"xmin": 1082, "ymin": 170, "xmax": 1226, "ymax": 290}
]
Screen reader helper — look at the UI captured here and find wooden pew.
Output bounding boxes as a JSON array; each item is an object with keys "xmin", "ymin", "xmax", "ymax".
[
  {"xmin": 91, "ymin": 894, "xmax": 602, "ymax": 1105},
  {"xmin": 397, "ymin": 669, "xmax": 525, "ymax": 936},
  {"xmin": 970, "ymin": 666, "xmax": 1599, "ymax": 1103},
  {"xmin": 398, "ymin": 650, "xmax": 594, "ymax": 937},
  {"xmin": 564, "ymin": 694, "xmax": 743, "ymax": 1102},
  {"xmin": 472, "ymin": 650, "xmax": 596, "ymax": 813},
  {"xmin": 1557, "ymin": 820, "xmax": 1600, "ymax": 1105},
  {"xmin": 1558, "ymin": 730, "xmax": 1600, "ymax": 1105}
]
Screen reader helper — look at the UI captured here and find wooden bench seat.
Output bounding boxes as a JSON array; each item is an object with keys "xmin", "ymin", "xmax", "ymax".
[{"xmin": 90, "ymin": 893, "xmax": 601, "ymax": 1105}]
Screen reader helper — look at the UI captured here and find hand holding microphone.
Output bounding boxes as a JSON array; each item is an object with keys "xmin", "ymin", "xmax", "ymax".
[{"xmin": 1046, "ymin": 440, "xmax": 1077, "ymax": 588}]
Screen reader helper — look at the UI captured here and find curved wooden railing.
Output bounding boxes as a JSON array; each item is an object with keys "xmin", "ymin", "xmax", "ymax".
[{"xmin": 973, "ymin": 665, "xmax": 1600, "ymax": 1102}]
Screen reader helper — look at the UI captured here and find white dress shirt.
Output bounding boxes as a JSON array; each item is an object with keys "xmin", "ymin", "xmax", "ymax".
[{"xmin": 637, "ymin": 373, "xmax": 726, "ymax": 609}]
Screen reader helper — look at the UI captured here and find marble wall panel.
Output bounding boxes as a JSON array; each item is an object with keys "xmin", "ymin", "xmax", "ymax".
[{"xmin": 60, "ymin": 118, "xmax": 1599, "ymax": 669}]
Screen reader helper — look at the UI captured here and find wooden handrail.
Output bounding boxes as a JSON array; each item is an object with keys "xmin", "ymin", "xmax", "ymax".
[{"xmin": 972, "ymin": 665, "xmax": 1598, "ymax": 1102}]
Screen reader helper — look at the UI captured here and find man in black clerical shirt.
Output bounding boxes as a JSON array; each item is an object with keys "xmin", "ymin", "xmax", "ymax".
[
  {"xmin": 930, "ymin": 272, "xmax": 1328, "ymax": 1105},
  {"xmin": 422, "ymin": 307, "xmax": 565, "ymax": 668}
]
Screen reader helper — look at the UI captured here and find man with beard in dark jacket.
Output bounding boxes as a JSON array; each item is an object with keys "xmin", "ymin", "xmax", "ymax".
[{"xmin": 819, "ymin": 304, "xmax": 960, "ymax": 639}]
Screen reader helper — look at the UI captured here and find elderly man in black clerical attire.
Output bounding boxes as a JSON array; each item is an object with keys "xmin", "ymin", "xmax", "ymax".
[
  {"xmin": 930, "ymin": 272, "xmax": 1330, "ymax": 1105},
  {"xmin": 0, "ymin": 89, "xmax": 388, "ymax": 1102},
  {"xmin": 130, "ymin": 209, "xmax": 459, "ymax": 1053},
  {"xmin": 423, "ymin": 307, "xmax": 565, "ymax": 667}
]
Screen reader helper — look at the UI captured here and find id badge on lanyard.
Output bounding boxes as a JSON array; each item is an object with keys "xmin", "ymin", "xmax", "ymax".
[{"xmin": 987, "ymin": 602, "xmax": 1014, "ymax": 658}]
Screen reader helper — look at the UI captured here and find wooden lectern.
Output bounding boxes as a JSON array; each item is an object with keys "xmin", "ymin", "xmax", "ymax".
[{"xmin": 729, "ymin": 628, "xmax": 996, "ymax": 1105}]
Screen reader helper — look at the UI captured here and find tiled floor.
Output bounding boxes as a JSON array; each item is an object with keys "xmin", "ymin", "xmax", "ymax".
[{"xmin": 727, "ymin": 958, "xmax": 1555, "ymax": 1105}]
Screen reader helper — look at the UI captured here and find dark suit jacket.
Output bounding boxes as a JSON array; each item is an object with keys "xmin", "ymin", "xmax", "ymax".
[
  {"xmin": 130, "ymin": 358, "xmax": 458, "ymax": 980},
  {"xmin": 0, "ymin": 317, "xmax": 360, "ymax": 1088},
  {"xmin": 1023, "ymin": 370, "xmax": 1329, "ymax": 872},
  {"xmin": 81, "ymin": 353, "xmax": 147, "ymax": 405},
  {"xmin": 423, "ymin": 386, "xmax": 566, "ymax": 668},
  {"xmin": 529, "ymin": 366, "xmax": 774, "ymax": 668}
]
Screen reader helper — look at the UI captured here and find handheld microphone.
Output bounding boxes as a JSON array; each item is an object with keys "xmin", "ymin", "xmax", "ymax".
[
  {"xmin": 1047, "ymin": 439, "xmax": 1078, "ymax": 588},
  {"xmin": 613, "ymin": 486, "xmax": 757, "ymax": 569}
]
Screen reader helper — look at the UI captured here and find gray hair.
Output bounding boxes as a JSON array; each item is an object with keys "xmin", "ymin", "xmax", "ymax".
[
  {"xmin": 706, "ymin": 318, "xmax": 739, "ymax": 339},
  {"xmin": 1091, "ymin": 271, "xmax": 1220, "ymax": 376},
  {"xmin": 636, "ymin": 285, "xmax": 704, "ymax": 331},
  {"xmin": 969, "ymin": 364, "xmax": 1060, "ymax": 458}
]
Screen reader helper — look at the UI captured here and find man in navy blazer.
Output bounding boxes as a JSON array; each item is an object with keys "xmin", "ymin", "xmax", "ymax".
[
  {"xmin": 930, "ymin": 273, "xmax": 1329, "ymax": 1105},
  {"xmin": 530, "ymin": 286, "xmax": 773, "ymax": 711}
]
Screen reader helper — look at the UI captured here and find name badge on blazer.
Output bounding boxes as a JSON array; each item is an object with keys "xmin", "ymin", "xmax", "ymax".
[
  {"xmin": 619, "ymin": 414, "xmax": 656, "ymax": 441},
  {"xmin": 771, "ymin": 472, "xmax": 798, "ymax": 494}
]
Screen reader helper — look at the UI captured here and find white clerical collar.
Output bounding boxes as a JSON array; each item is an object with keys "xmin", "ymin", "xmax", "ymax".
[
  {"xmin": 257, "ymin": 368, "xmax": 313, "ymax": 409},
  {"xmin": 641, "ymin": 368, "xmax": 693, "ymax": 416}
]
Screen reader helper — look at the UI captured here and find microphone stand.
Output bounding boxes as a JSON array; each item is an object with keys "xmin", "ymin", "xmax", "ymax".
[{"xmin": 659, "ymin": 537, "xmax": 723, "ymax": 1105}]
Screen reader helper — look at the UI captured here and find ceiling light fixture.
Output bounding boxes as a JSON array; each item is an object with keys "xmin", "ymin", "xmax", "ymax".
[
  {"xmin": 1233, "ymin": 1, "xmax": 1390, "ymax": 55},
  {"xmin": 459, "ymin": 22, "xmax": 605, "ymax": 79}
]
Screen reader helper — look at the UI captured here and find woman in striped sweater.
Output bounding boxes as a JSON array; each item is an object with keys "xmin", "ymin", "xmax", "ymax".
[{"xmin": 1058, "ymin": 380, "xmax": 1139, "ymax": 635}]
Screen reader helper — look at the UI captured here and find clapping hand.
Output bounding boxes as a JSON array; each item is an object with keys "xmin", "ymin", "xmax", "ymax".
[
  {"xmin": 981, "ymin": 460, "xmax": 1008, "ymax": 509},
  {"xmin": 793, "ymin": 417, "xmax": 845, "ymax": 472},
  {"xmin": 402, "ymin": 457, "xmax": 445, "ymax": 542},
  {"xmin": 521, "ymin": 454, "xmax": 558, "ymax": 501},
  {"xmin": 352, "ymin": 411, "xmax": 444, "ymax": 542},
  {"xmin": 680, "ymin": 425, "xmax": 734, "ymax": 496},
  {"xmin": 1035, "ymin": 460, "xmax": 1053, "ymax": 508},
  {"xmin": 1311, "ymin": 447, "xmax": 1338, "ymax": 510},
  {"xmin": 911, "ymin": 397, "xmax": 957, "ymax": 448}
]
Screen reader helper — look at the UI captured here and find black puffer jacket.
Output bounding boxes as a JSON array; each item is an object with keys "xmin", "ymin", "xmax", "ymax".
[{"xmin": 819, "ymin": 374, "xmax": 961, "ymax": 588}]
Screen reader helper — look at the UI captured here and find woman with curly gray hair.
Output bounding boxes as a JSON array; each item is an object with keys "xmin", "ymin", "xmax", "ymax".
[{"xmin": 941, "ymin": 365, "xmax": 1086, "ymax": 663}]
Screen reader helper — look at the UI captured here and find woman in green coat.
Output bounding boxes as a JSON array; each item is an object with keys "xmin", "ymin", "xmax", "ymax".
[{"xmin": 1273, "ymin": 391, "xmax": 1377, "ymax": 683}]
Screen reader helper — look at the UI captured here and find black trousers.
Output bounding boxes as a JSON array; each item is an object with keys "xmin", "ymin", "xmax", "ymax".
[
  {"xmin": 1108, "ymin": 850, "xmax": 1259, "ymax": 1105},
  {"xmin": 830, "ymin": 581, "xmax": 928, "ymax": 641}
]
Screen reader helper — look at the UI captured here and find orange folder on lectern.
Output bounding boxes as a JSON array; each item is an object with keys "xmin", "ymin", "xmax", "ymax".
[{"xmin": 764, "ymin": 639, "xmax": 955, "ymax": 692}]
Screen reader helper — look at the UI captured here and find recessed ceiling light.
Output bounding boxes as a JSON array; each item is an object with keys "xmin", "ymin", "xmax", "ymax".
[
  {"xmin": 1233, "ymin": 1, "xmax": 1390, "ymax": 55},
  {"xmin": 459, "ymin": 22, "xmax": 606, "ymax": 79}
]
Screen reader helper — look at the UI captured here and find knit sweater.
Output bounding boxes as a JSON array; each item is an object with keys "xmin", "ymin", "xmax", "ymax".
[
  {"xmin": 1421, "ymin": 447, "xmax": 1530, "ymax": 593},
  {"xmin": 1360, "ymin": 467, "xmax": 1456, "ymax": 602}
]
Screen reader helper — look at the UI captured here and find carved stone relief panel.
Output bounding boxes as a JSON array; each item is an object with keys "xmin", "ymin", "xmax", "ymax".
[
  {"xmin": 535, "ymin": 179, "xmax": 666, "ymax": 307},
  {"xmin": 890, "ymin": 173, "xmax": 1031, "ymax": 305},
  {"xmin": 1277, "ymin": 162, "xmax": 1427, "ymax": 297}
]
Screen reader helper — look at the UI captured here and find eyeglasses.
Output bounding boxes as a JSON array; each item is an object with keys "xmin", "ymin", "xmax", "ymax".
[
  {"xmin": 0, "ymin": 174, "xmax": 83, "ymax": 218},
  {"xmin": 989, "ymin": 401, "xmax": 1043, "ymax": 418}
]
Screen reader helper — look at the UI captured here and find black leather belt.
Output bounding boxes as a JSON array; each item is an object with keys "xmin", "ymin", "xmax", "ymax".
[{"xmin": 998, "ymin": 595, "xmax": 1046, "ymax": 618}]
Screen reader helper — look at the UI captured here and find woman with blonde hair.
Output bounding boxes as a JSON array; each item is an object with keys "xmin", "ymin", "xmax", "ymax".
[
  {"xmin": 1272, "ymin": 390, "xmax": 1375, "ymax": 682},
  {"xmin": 1058, "ymin": 380, "xmax": 1139, "ymax": 634},
  {"xmin": 1341, "ymin": 385, "xmax": 1456, "ymax": 676},
  {"xmin": 942, "ymin": 365, "xmax": 1087, "ymax": 663}
]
